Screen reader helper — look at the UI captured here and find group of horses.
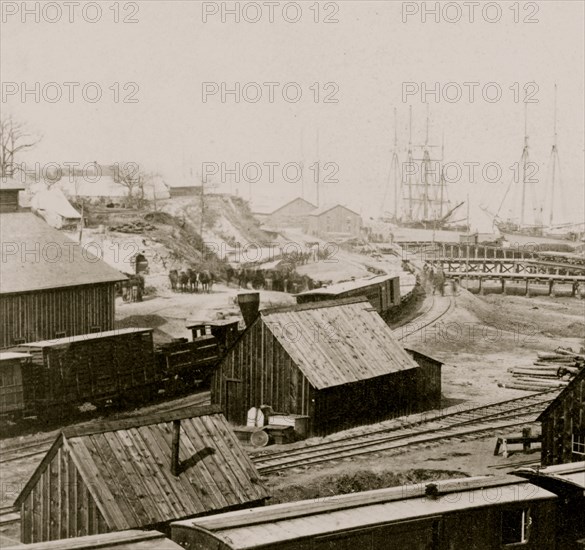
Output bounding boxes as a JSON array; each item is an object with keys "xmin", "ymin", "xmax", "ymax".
[{"xmin": 168, "ymin": 268, "xmax": 214, "ymax": 293}]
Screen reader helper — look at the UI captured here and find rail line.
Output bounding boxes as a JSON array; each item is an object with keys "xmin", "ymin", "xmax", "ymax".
[
  {"xmin": 251, "ymin": 390, "xmax": 557, "ymax": 474},
  {"xmin": 395, "ymin": 293, "xmax": 455, "ymax": 342},
  {"xmin": 0, "ymin": 392, "xmax": 210, "ymax": 466}
]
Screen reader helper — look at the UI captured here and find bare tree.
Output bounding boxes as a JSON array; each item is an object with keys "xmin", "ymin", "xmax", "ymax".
[
  {"xmin": 115, "ymin": 162, "xmax": 145, "ymax": 207},
  {"xmin": 0, "ymin": 115, "xmax": 41, "ymax": 177}
]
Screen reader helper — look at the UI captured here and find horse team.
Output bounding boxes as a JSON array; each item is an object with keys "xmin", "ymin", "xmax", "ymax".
[{"xmin": 168, "ymin": 268, "xmax": 214, "ymax": 293}]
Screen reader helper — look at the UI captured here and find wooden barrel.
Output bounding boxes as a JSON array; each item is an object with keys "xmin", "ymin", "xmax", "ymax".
[{"xmin": 250, "ymin": 428, "xmax": 270, "ymax": 448}]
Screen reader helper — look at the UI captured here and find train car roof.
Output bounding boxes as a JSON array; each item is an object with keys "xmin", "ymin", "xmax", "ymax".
[
  {"xmin": 296, "ymin": 274, "xmax": 399, "ymax": 297},
  {"xmin": 1, "ymin": 529, "xmax": 182, "ymax": 549},
  {"xmin": 0, "ymin": 352, "xmax": 31, "ymax": 361},
  {"xmin": 172, "ymin": 476, "xmax": 556, "ymax": 549},
  {"xmin": 15, "ymin": 327, "xmax": 153, "ymax": 348}
]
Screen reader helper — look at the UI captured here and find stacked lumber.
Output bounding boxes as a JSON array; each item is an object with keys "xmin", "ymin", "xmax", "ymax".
[{"xmin": 499, "ymin": 346, "xmax": 584, "ymax": 391}]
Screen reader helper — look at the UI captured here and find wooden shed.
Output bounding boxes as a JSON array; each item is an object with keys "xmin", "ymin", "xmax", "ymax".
[
  {"xmin": 2, "ymin": 530, "xmax": 183, "ymax": 550},
  {"xmin": 0, "ymin": 213, "xmax": 126, "ymax": 348},
  {"xmin": 295, "ymin": 275, "xmax": 401, "ymax": 318},
  {"xmin": 14, "ymin": 406, "xmax": 269, "ymax": 544},
  {"xmin": 0, "ymin": 178, "xmax": 26, "ymax": 213},
  {"xmin": 264, "ymin": 197, "xmax": 317, "ymax": 229},
  {"xmin": 538, "ymin": 368, "xmax": 585, "ymax": 466},
  {"xmin": 307, "ymin": 204, "xmax": 362, "ymax": 239},
  {"xmin": 212, "ymin": 297, "xmax": 441, "ymax": 436}
]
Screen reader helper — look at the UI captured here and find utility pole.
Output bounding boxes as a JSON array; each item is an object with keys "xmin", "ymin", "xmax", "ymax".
[
  {"xmin": 200, "ymin": 174, "xmax": 205, "ymax": 252},
  {"xmin": 548, "ymin": 84, "xmax": 559, "ymax": 227},
  {"xmin": 315, "ymin": 129, "xmax": 320, "ymax": 207},
  {"xmin": 407, "ymin": 106, "xmax": 414, "ymax": 221},
  {"xmin": 520, "ymin": 103, "xmax": 529, "ymax": 227}
]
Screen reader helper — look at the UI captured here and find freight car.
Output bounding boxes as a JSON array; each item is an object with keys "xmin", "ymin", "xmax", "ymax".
[
  {"xmin": 3, "ymin": 328, "xmax": 221, "ymax": 421},
  {"xmin": 295, "ymin": 274, "xmax": 401, "ymax": 319},
  {"xmin": 172, "ymin": 462, "xmax": 585, "ymax": 550}
]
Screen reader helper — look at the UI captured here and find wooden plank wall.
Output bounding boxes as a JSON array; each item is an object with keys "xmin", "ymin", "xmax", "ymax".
[
  {"xmin": 21, "ymin": 446, "xmax": 110, "ymax": 543},
  {"xmin": 211, "ymin": 320, "xmax": 314, "ymax": 429},
  {"xmin": 541, "ymin": 374, "xmax": 585, "ymax": 466},
  {"xmin": 0, "ymin": 283, "xmax": 116, "ymax": 349},
  {"xmin": 0, "ymin": 357, "xmax": 25, "ymax": 415}
]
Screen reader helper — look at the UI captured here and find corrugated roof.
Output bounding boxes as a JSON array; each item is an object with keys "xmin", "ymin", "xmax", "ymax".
[
  {"xmin": 174, "ymin": 476, "xmax": 556, "ymax": 549},
  {"xmin": 260, "ymin": 298, "xmax": 419, "ymax": 389},
  {"xmin": 15, "ymin": 406, "xmax": 268, "ymax": 529},
  {"xmin": 0, "ymin": 213, "xmax": 126, "ymax": 294},
  {"xmin": 1, "ymin": 530, "xmax": 182, "ymax": 550},
  {"xmin": 308, "ymin": 203, "xmax": 361, "ymax": 217},
  {"xmin": 18, "ymin": 327, "xmax": 152, "ymax": 348},
  {"xmin": 297, "ymin": 274, "xmax": 398, "ymax": 297}
]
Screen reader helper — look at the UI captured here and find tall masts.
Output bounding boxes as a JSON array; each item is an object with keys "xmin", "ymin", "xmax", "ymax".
[
  {"xmin": 548, "ymin": 84, "xmax": 559, "ymax": 227},
  {"xmin": 390, "ymin": 107, "xmax": 400, "ymax": 220}
]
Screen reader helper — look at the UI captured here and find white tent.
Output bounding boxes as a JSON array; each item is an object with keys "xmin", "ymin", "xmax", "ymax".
[{"xmin": 31, "ymin": 187, "xmax": 81, "ymax": 229}]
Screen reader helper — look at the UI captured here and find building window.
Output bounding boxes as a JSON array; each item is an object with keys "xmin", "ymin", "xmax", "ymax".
[
  {"xmin": 502, "ymin": 508, "xmax": 531, "ymax": 545},
  {"xmin": 573, "ymin": 433, "xmax": 585, "ymax": 456}
]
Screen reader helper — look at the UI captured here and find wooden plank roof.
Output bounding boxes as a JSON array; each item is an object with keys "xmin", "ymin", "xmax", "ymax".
[
  {"xmin": 0, "ymin": 213, "xmax": 126, "ymax": 294},
  {"xmin": 0, "ymin": 352, "xmax": 31, "ymax": 361},
  {"xmin": 173, "ymin": 476, "xmax": 556, "ymax": 549},
  {"xmin": 1, "ymin": 530, "xmax": 182, "ymax": 550},
  {"xmin": 260, "ymin": 297, "xmax": 420, "ymax": 389},
  {"xmin": 14, "ymin": 406, "xmax": 268, "ymax": 529}
]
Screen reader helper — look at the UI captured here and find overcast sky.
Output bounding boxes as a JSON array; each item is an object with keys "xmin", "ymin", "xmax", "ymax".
[{"xmin": 2, "ymin": 0, "xmax": 584, "ymax": 222}]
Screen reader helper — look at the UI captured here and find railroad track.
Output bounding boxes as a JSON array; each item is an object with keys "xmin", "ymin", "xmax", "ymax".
[
  {"xmin": 251, "ymin": 390, "xmax": 557, "ymax": 474},
  {"xmin": 395, "ymin": 293, "xmax": 455, "ymax": 342},
  {"xmin": 0, "ymin": 391, "xmax": 210, "ymax": 466}
]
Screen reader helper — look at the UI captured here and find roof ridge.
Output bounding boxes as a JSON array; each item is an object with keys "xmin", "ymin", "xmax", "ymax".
[
  {"xmin": 261, "ymin": 296, "xmax": 368, "ymax": 315},
  {"xmin": 63, "ymin": 405, "xmax": 223, "ymax": 438}
]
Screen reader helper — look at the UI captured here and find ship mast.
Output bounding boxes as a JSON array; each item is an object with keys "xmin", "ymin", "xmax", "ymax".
[
  {"xmin": 392, "ymin": 108, "xmax": 400, "ymax": 220},
  {"xmin": 422, "ymin": 104, "xmax": 431, "ymax": 220},
  {"xmin": 407, "ymin": 106, "xmax": 414, "ymax": 221},
  {"xmin": 520, "ymin": 103, "xmax": 529, "ymax": 227},
  {"xmin": 547, "ymin": 84, "xmax": 559, "ymax": 227}
]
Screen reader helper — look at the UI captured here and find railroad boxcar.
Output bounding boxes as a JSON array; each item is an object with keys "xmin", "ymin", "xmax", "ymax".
[
  {"xmin": 0, "ymin": 352, "xmax": 31, "ymax": 419},
  {"xmin": 172, "ymin": 468, "xmax": 585, "ymax": 550},
  {"xmin": 295, "ymin": 274, "xmax": 401, "ymax": 318},
  {"xmin": 12, "ymin": 328, "xmax": 157, "ymax": 416},
  {"xmin": 156, "ymin": 335, "xmax": 220, "ymax": 385}
]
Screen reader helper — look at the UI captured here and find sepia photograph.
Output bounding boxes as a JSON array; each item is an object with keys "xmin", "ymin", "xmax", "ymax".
[{"xmin": 0, "ymin": 1, "xmax": 584, "ymax": 548}]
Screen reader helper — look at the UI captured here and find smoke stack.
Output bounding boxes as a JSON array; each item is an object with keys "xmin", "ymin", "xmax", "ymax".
[
  {"xmin": 171, "ymin": 419, "xmax": 181, "ymax": 476},
  {"xmin": 237, "ymin": 292, "xmax": 260, "ymax": 328}
]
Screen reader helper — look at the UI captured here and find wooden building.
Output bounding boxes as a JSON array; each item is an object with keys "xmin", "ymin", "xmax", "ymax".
[
  {"xmin": 0, "ymin": 178, "xmax": 26, "ymax": 213},
  {"xmin": 3, "ymin": 530, "xmax": 183, "ymax": 550},
  {"xmin": 307, "ymin": 204, "xmax": 362, "ymax": 239},
  {"xmin": 14, "ymin": 406, "xmax": 269, "ymax": 544},
  {"xmin": 295, "ymin": 275, "xmax": 401, "ymax": 318},
  {"xmin": 538, "ymin": 368, "xmax": 585, "ymax": 466},
  {"xmin": 212, "ymin": 297, "xmax": 441, "ymax": 436},
  {"xmin": 0, "ymin": 213, "xmax": 126, "ymax": 348},
  {"xmin": 263, "ymin": 197, "xmax": 317, "ymax": 229},
  {"xmin": 168, "ymin": 186, "xmax": 202, "ymax": 198},
  {"xmin": 172, "ymin": 472, "xmax": 565, "ymax": 550}
]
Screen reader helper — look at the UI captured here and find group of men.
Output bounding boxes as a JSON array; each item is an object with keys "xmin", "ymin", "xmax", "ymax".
[{"xmin": 422, "ymin": 263, "xmax": 446, "ymax": 296}]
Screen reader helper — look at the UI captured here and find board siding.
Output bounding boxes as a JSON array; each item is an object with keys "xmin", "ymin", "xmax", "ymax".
[{"xmin": 0, "ymin": 283, "xmax": 116, "ymax": 349}]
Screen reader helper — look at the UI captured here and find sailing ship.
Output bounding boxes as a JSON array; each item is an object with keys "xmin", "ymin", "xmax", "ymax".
[
  {"xmin": 380, "ymin": 106, "xmax": 467, "ymax": 231},
  {"xmin": 492, "ymin": 88, "xmax": 583, "ymax": 241}
]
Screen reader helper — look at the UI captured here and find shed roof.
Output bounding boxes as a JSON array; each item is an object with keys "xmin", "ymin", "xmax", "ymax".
[
  {"xmin": 0, "ymin": 352, "xmax": 31, "ymax": 361},
  {"xmin": 296, "ymin": 274, "xmax": 398, "ymax": 297},
  {"xmin": 1, "ymin": 530, "xmax": 182, "ymax": 550},
  {"xmin": 269, "ymin": 197, "xmax": 317, "ymax": 215},
  {"xmin": 0, "ymin": 177, "xmax": 26, "ymax": 190},
  {"xmin": 173, "ymin": 475, "xmax": 556, "ymax": 549},
  {"xmin": 537, "ymin": 367, "xmax": 585, "ymax": 421},
  {"xmin": 308, "ymin": 203, "xmax": 361, "ymax": 217},
  {"xmin": 0, "ymin": 213, "xmax": 126, "ymax": 294},
  {"xmin": 260, "ymin": 297, "xmax": 420, "ymax": 389},
  {"xmin": 15, "ymin": 406, "xmax": 268, "ymax": 529},
  {"xmin": 17, "ymin": 327, "xmax": 152, "ymax": 348}
]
